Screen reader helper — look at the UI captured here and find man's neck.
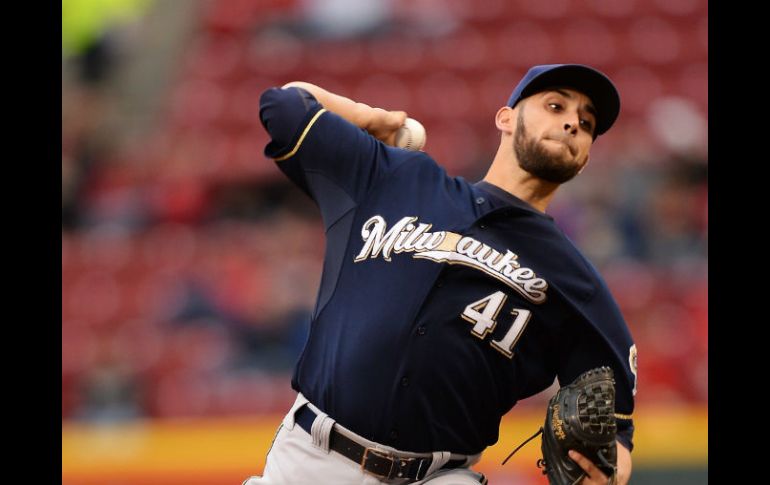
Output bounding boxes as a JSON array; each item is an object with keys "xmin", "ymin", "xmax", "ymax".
[{"xmin": 483, "ymin": 156, "xmax": 559, "ymax": 213}]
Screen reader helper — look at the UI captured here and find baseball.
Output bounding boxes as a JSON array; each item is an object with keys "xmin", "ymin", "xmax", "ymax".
[{"xmin": 394, "ymin": 118, "xmax": 427, "ymax": 151}]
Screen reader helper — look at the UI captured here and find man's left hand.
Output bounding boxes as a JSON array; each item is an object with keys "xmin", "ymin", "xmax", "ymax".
[{"xmin": 569, "ymin": 440, "xmax": 632, "ymax": 485}]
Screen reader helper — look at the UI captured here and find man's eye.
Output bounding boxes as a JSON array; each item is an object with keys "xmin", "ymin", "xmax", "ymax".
[
  {"xmin": 580, "ymin": 119, "xmax": 593, "ymax": 130},
  {"xmin": 548, "ymin": 103, "xmax": 562, "ymax": 111}
]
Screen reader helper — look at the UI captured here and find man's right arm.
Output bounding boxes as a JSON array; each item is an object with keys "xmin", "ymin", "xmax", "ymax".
[
  {"xmin": 257, "ymin": 83, "xmax": 419, "ymax": 223},
  {"xmin": 280, "ymin": 82, "xmax": 407, "ymax": 146}
]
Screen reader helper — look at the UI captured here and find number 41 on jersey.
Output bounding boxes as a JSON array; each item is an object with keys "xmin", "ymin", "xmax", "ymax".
[{"xmin": 461, "ymin": 291, "xmax": 531, "ymax": 359}]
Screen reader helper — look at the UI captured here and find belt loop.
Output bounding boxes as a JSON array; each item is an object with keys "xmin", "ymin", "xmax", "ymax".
[
  {"xmin": 310, "ymin": 409, "xmax": 335, "ymax": 453},
  {"xmin": 423, "ymin": 451, "xmax": 451, "ymax": 478},
  {"xmin": 283, "ymin": 393, "xmax": 310, "ymax": 430}
]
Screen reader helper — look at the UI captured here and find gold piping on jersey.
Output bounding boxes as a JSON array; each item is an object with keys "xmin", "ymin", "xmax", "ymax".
[
  {"xmin": 614, "ymin": 412, "xmax": 633, "ymax": 420},
  {"xmin": 274, "ymin": 108, "xmax": 327, "ymax": 162}
]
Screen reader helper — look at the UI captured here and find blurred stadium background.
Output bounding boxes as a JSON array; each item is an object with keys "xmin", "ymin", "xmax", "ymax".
[{"xmin": 61, "ymin": 0, "xmax": 708, "ymax": 483}]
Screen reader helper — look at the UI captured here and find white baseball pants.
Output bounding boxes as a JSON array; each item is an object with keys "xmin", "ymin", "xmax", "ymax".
[{"xmin": 242, "ymin": 393, "xmax": 487, "ymax": 485}]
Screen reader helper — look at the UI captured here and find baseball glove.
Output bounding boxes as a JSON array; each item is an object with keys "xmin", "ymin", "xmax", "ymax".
[{"xmin": 503, "ymin": 367, "xmax": 618, "ymax": 485}]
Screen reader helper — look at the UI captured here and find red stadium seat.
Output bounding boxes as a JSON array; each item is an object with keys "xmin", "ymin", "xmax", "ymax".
[
  {"xmin": 354, "ymin": 74, "xmax": 412, "ymax": 112},
  {"xmin": 184, "ymin": 34, "xmax": 243, "ymax": 81},
  {"xmin": 66, "ymin": 271, "xmax": 122, "ymax": 329},
  {"xmin": 460, "ymin": 0, "xmax": 506, "ymax": 23},
  {"xmin": 232, "ymin": 130, "xmax": 275, "ymax": 178},
  {"xmin": 169, "ymin": 79, "xmax": 227, "ymax": 129},
  {"xmin": 226, "ymin": 77, "xmax": 282, "ymax": 128},
  {"xmin": 678, "ymin": 63, "xmax": 708, "ymax": 111},
  {"xmin": 151, "ymin": 369, "xmax": 216, "ymax": 417},
  {"xmin": 651, "ymin": 0, "xmax": 704, "ymax": 16},
  {"xmin": 77, "ymin": 228, "xmax": 135, "ymax": 273},
  {"xmin": 368, "ymin": 36, "xmax": 427, "ymax": 74},
  {"xmin": 416, "ymin": 71, "xmax": 473, "ymax": 119},
  {"xmin": 627, "ymin": 17, "xmax": 683, "ymax": 65},
  {"xmin": 583, "ymin": 0, "xmax": 642, "ymax": 18},
  {"xmin": 62, "ymin": 326, "xmax": 98, "ymax": 377},
  {"xmin": 62, "ymin": 234, "xmax": 74, "ymax": 271},
  {"xmin": 610, "ymin": 66, "xmax": 664, "ymax": 116},
  {"xmin": 430, "ymin": 27, "xmax": 490, "ymax": 71},
  {"xmin": 514, "ymin": 0, "xmax": 573, "ymax": 19},
  {"xmin": 554, "ymin": 19, "xmax": 617, "ymax": 68},
  {"xmin": 421, "ymin": 121, "xmax": 485, "ymax": 175},
  {"xmin": 696, "ymin": 15, "xmax": 708, "ymax": 56},
  {"xmin": 201, "ymin": 0, "xmax": 295, "ymax": 33},
  {"xmin": 138, "ymin": 224, "xmax": 199, "ymax": 273},
  {"xmin": 307, "ymin": 41, "xmax": 365, "ymax": 75},
  {"xmin": 246, "ymin": 33, "xmax": 305, "ymax": 77},
  {"xmin": 495, "ymin": 22, "xmax": 555, "ymax": 67}
]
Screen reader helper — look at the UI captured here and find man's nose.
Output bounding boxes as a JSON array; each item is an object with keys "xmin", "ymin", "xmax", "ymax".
[{"xmin": 563, "ymin": 122, "xmax": 578, "ymax": 135}]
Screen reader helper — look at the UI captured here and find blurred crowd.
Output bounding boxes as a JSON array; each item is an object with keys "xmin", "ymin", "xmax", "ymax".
[{"xmin": 62, "ymin": 0, "xmax": 707, "ymax": 422}]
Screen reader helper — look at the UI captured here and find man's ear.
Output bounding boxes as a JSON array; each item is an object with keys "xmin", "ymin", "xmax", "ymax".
[{"xmin": 495, "ymin": 106, "xmax": 515, "ymax": 134}]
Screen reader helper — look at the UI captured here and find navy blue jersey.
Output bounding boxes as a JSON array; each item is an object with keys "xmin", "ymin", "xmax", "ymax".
[{"xmin": 259, "ymin": 86, "xmax": 637, "ymax": 456}]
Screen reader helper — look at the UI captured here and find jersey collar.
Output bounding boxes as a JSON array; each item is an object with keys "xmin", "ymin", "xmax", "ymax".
[{"xmin": 473, "ymin": 180, "xmax": 555, "ymax": 221}]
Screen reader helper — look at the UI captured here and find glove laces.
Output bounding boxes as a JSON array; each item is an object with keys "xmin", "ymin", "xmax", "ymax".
[
  {"xmin": 501, "ymin": 427, "xmax": 618, "ymax": 485},
  {"xmin": 501, "ymin": 427, "xmax": 543, "ymax": 465}
]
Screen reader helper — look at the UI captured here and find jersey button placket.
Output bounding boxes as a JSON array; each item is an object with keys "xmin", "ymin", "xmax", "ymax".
[
  {"xmin": 401, "ymin": 376, "xmax": 409, "ymax": 387},
  {"xmin": 416, "ymin": 326, "xmax": 426, "ymax": 336}
]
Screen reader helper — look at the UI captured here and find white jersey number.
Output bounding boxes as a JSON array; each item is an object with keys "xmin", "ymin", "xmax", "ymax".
[{"xmin": 461, "ymin": 291, "xmax": 532, "ymax": 359}]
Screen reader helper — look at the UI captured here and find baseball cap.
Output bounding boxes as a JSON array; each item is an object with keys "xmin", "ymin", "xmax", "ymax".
[{"xmin": 506, "ymin": 64, "xmax": 621, "ymax": 137}]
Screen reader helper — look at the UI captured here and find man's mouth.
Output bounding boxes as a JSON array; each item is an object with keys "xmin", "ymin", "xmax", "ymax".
[{"xmin": 546, "ymin": 136, "xmax": 576, "ymax": 157}]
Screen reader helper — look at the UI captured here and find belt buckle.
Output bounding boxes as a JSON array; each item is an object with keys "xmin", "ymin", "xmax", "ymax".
[{"xmin": 361, "ymin": 447, "xmax": 396, "ymax": 479}]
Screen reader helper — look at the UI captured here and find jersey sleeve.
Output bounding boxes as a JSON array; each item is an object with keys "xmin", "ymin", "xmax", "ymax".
[{"xmin": 259, "ymin": 86, "xmax": 412, "ymax": 229}]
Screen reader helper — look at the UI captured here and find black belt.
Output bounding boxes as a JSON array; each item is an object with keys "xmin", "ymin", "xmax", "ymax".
[{"xmin": 295, "ymin": 404, "xmax": 466, "ymax": 482}]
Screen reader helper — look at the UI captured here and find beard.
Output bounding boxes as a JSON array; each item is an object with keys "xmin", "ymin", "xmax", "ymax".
[{"xmin": 513, "ymin": 108, "xmax": 583, "ymax": 184}]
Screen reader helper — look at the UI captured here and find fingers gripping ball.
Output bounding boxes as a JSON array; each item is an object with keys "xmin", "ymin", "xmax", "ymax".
[
  {"xmin": 540, "ymin": 367, "xmax": 618, "ymax": 485},
  {"xmin": 395, "ymin": 118, "xmax": 427, "ymax": 151}
]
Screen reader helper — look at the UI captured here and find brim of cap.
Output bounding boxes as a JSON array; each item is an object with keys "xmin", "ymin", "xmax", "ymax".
[{"xmin": 519, "ymin": 64, "xmax": 620, "ymax": 137}]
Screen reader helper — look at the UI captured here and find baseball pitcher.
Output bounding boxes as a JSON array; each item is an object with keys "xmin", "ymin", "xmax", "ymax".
[{"xmin": 243, "ymin": 64, "xmax": 637, "ymax": 485}]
